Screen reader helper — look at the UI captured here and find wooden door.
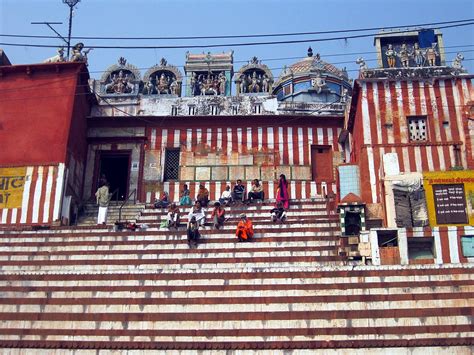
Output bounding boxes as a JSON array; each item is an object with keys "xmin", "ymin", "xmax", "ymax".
[{"xmin": 311, "ymin": 145, "xmax": 333, "ymax": 181}]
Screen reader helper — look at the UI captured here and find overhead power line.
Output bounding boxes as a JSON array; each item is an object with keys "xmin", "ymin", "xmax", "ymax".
[
  {"xmin": 1, "ymin": 18, "xmax": 473, "ymax": 41},
  {"xmin": 0, "ymin": 22, "xmax": 473, "ymax": 50}
]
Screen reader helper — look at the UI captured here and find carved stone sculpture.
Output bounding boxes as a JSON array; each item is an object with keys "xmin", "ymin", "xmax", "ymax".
[
  {"xmin": 425, "ymin": 43, "xmax": 439, "ymax": 66},
  {"xmin": 70, "ymin": 42, "xmax": 92, "ymax": 63},
  {"xmin": 262, "ymin": 74, "xmax": 271, "ymax": 92},
  {"xmin": 356, "ymin": 57, "xmax": 368, "ymax": 71},
  {"xmin": 398, "ymin": 44, "xmax": 410, "ymax": 68},
  {"xmin": 170, "ymin": 79, "xmax": 180, "ymax": 95},
  {"xmin": 143, "ymin": 80, "xmax": 155, "ymax": 95},
  {"xmin": 413, "ymin": 43, "xmax": 424, "ymax": 67},
  {"xmin": 311, "ymin": 72, "xmax": 327, "ymax": 94},
  {"xmin": 218, "ymin": 72, "xmax": 226, "ymax": 95},
  {"xmin": 105, "ymin": 70, "xmax": 133, "ymax": 94},
  {"xmin": 43, "ymin": 48, "xmax": 65, "ymax": 63},
  {"xmin": 156, "ymin": 73, "xmax": 170, "ymax": 94},
  {"xmin": 385, "ymin": 44, "xmax": 397, "ymax": 68},
  {"xmin": 452, "ymin": 53, "xmax": 464, "ymax": 70},
  {"xmin": 248, "ymin": 72, "xmax": 260, "ymax": 93},
  {"xmin": 239, "ymin": 74, "xmax": 248, "ymax": 94}
]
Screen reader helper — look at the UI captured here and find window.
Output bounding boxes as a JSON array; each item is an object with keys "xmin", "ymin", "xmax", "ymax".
[
  {"xmin": 210, "ymin": 105, "xmax": 219, "ymax": 115},
  {"xmin": 232, "ymin": 105, "xmax": 239, "ymax": 115},
  {"xmin": 408, "ymin": 116, "xmax": 427, "ymax": 142},
  {"xmin": 188, "ymin": 105, "xmax": 196, "ymax": 115},
  {"xmin": 408, "ymin": 237, "xmax": 435, "ymax": 262},
  {"xmin": 461, "ymin": 236, "xmax": 474, "ymax": 257},
  {"xmin": 171, "ymin": 106, "xmax": 178, "ymax": 116},
  {"xmin": 253, "ymin": 103, "xmax": 262, "ymax": 114}
]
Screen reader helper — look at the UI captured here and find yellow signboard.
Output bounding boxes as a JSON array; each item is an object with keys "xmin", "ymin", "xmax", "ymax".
[
  {"xmin": 0, "ymin": 167, "xmax": 27, "ymax": 209},
  {"xmin": 423, "ymin": 170, "xmax": 474, "ymax": 226}
]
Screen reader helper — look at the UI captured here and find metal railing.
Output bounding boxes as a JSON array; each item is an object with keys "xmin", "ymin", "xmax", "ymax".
[
  {"xmin": 109, "ymin": 188, "xmax": 120, "ymax": 206},
  {"xmin": 118, "ymin": 189, "xmax": 137, "ymax": 222}
]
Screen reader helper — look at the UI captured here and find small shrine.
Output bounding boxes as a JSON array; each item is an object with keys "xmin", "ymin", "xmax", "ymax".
[
  {"xmin": 184, "ymin": 51, "xmax": 233, "ymax": 96},
  {"xmin": 234, "ymin": 56, "xmax": 273, "ymax": 95},
  {"xmin": 99, "ymin": 57, "xmax": 141, "ymax": 95},
  {"xmin": 142, "ymin": 58, "xmax": 183, "ymax": 96}
]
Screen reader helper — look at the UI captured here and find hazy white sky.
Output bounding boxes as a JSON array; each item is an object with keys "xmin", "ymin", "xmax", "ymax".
[{"xmin": 1, "ymin": 0, "xmax": 473, "ymax": 79}]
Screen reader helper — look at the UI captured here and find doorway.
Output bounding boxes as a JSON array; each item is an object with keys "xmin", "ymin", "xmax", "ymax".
[
  {"xmin": 311, "ymin": 145, "xmax": 333, "ymax": 181},
  {"xmin": 98, "ymin": 152, "xmax": 130, "ymax": 200}
]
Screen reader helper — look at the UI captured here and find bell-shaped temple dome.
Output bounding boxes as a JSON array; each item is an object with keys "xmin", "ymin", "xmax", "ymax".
[
  {"xmin": 272, "ymin": 47, "xmax": 351, "ymax": 103},
  {"xmin": 99, "ymin": 57, "xmax": 141, "ymax": 95},
  {"xmin": 234, "ymin": 56, "xmax": 274, "ymax": 95},
  {"xmin": 142, "ymin": 58, "xmax": 183, "ymax": 96}
]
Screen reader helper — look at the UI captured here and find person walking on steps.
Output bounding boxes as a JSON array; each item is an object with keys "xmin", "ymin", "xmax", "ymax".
[
  {"xmin": 236, "ymin": 213, "xmax": 254, "ymax": 242},
  {"xmin": 95, "ymin": 179, "xmax": 110, "ymax": 225},
  {"xmin": 276, "ymin": 174, "xmax": 289, "ymax": 209}
]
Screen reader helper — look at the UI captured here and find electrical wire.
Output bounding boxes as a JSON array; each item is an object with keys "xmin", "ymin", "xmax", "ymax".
[
  {"xmin": 1, "ymin": 22, "xmax": 473, "ymax": 50},
  {"xmin": 2, "ymin": 18, "xmax": 473, "ymax": 41}
]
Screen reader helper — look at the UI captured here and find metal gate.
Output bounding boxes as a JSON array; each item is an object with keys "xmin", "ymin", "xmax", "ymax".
[{"xmin": 164, "ymin": 148, "xmax": 180, "ymax": 181}]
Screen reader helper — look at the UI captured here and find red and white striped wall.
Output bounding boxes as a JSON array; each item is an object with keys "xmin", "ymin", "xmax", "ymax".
[
  {"xmin": 370, "ymin": 226, "xmax": 474, "ymax": 265},
  {"xmin": 146, "ymin": 124, "xmax": 342, "ymax": 166},
  {"xmin": 0, "ymin": 164, "xmax": 65, "ymax": 225},
  {"xmin": 357, "ymin": 78, "xmax": 473, "ymax": 204},
  {"xmin": 145, "ymin": 180, "xmax": 335, "ymax": 204}
]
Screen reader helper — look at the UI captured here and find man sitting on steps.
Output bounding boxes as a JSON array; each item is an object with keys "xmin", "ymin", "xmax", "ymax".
[{"xmin": 236, "ymin": 213, "xmax": 254, "ymax": 242}]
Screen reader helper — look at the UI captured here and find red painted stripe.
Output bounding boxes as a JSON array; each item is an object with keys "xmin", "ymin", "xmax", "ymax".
[
  {"xmin": 401, "ymin": 82, "xmax": 416, "ymax": 173},
  {"xmin": 282, "ymin": 126, "xmax": 289, "ymax": 164},
  {"xmin": 439, "ymin": 227, "xmax": 451, "ymax": 264},
  {"xmin": 302, "ymin": 127, "xmax": 309, "ymax": 165},
  {"xmin": 366, "ymin": 82, "xmax": 379, "ymax": 145},
  {"xmin": 420, "ymin": 146, "xmax": 429, "ymax": 171},
  {"xmin": 433, "ymin": 80, "xmax": 451, "ymax": 168},
  {"xmin": 155, "ymin": 128, "xmax": 163, "ymax": 153},
  {"xmin": 275, "ymin": 127, "xmax": 281, "ymax": 164},
  {"xmin": 412, "ymin": 81, "xmax": 422, "ymax": 115},
  {"xmin": 377, "ymin": 82, "xmax": 389, "ymax": 144},
  {"xmin": 292, "ymin": 125, "xmax": 299, "ymax": 165},
  {"xmin": 444, "ymin": 80, "xmax": 461, "ymax": 143},
  {"xmin": 261, "ymin": 126, "xmax": 268, "ymax": 156},
  {"xmin": 210, "ymin": 127, "xmax": 218, "ymax": 151},
  {"xmin": 423, "ymin": 83, "xmax": 440, "ymax": 170},
  {"xmin": 221, "ymin": 127, "xmax": 228, "ymax": 156},
  {"xmin": 231, "ymin": 127, "xmax": 238, "ymax": 153},
  {"xmin": 406, "ymin": 229, "xmax": 414, "ymax": 238},
  {"xmin": 241, "ymin": 127, "xmax": 248, "ymax": 154},
  {"xmin": 208, "ymin": 181, "xmax": 216, "ymax": 201},
  {"xmin": 167, "ymin": 129, "xmax": 174, "ymax": 149},
  {"xmin": 389, "ymin": 82, "xmax": 405, "ymax": 172}
]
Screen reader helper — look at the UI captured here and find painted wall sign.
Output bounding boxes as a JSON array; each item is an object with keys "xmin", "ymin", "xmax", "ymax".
[
  {"xmin": 432, "ymin": 184, "xmax": 468, "ymax": 224},
  {"xmin": 0, "ymin": 167, "xmax": 26, "ymax": 209}
]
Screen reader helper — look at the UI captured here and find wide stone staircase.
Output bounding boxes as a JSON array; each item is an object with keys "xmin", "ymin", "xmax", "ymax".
[
  {"xmin": 77, "ymin": 201, "xmax": 146, "ymax": 226},
  {"xmin": 0, "ymin": 199, "xmax": 472, "ymax": 353}
]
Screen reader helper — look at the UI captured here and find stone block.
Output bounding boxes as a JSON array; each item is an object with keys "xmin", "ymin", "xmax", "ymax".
[
  {"xmin": 260, "ymin": 166, "xmax": 275, "ymax": 181},
  {"xmin": 194, "ymin": 155, "xmax": 209, "ymax": 166},
  {"xmin": 229, "ymin": 166, "xmax": 244, "ymax": 181},
  {"xmin": 245, "ymin": 166, "xmax": 260, "ymax": 180},
  {"xmin": 180, "ymin": 151, "xmax": 194, "ymax": 165},
  {"xmin": 212, "ymin": 166, "xmax": 228, "ymax": 180},
  {"xmin": 291, "ymin": 166, "xmax": 312, "ymax": 180},
  {"xmin": 238, "ymin": 154, "xmax": 253, "ymax": 166},
  {"xmin": 276, "ymin": 166, "xmax": 292, "ymax": 180},
  {"xmin": 143, "ymin": 150, "xmax": 161, "ymax": 181},
  {"xmin": 195, "ymin": 167, "xmax": 211, "ymax": 181},
  {"xmin": 180, "ymin": 166, "xmax": 195, "ymax": 181}
]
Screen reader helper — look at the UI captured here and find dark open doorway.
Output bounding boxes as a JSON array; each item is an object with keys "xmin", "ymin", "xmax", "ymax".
[{"xmin": 99, "ymin": 152, "xmax": 130, "ymax": 200}]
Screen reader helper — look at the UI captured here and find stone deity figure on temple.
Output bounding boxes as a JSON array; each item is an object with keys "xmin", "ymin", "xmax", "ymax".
[
  {"xmin": 157, "ymin": 73, "xmax": 170, "ymax": 94},
  {"xmin": 143, "ymin": 79, "xmax": 155, "ymax": 95},
  {"xmin": 398, "ymin": 44, "xmax": 411, "ymax": 68},
  {"xmin": 425, "ymin": 43, "xmax": 439, "ymax": 66},
  {"xmin": 413, "ymin": 43, "xmax": 425, "ymax": 67},
  {"xmin": 239, "ymin": 74, "xmax": 248, "ymax": 94},
  {"xmin": 170, "ymin": 79, "xmax": 180, "ymax": 96},
  {"xmin": 452, "ymin": 53, "xmax": 464, "ymax": 70},
  {"xmin": 248, "ymin": 72, "xmax": 260, "ymax": 93},
  {"xmin": 218, "ymin": 72, "xmax": 226, "ymax": 95},
  {"xmin": 385, "ymin": 44, "xmax": 397, "ymax": 68},
  {"xmin": 70, "ymin": 42, "xmax": 92, "ymax": 64},
  {"xmin": 312, "ymin": 72, "xmax": 326, "ymax": 94},
  {"xmin": 262, "ymin": 74, "xmax": 270, "ymax": 93}
]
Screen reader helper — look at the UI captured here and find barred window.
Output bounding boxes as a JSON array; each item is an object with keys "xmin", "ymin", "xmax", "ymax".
[{"xmin": 408, "ymin": 116, "xmax": 427, "ymax": 142}]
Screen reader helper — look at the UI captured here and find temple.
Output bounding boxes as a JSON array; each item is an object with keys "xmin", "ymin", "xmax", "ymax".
[{"xmin": 0, "ymin": 29, "xmax": 473, "ymax": 352}]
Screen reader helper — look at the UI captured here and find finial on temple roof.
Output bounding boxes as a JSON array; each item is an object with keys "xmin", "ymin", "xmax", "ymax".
[
  {"xmin": 307, "ymin": 47, "xmax": 313, "ymax": 57},
  {"xmin": 118, "ymin": 57, "xmax": 127, "ymax": 66},
  {"xmin": 160, "ymin": 58, "xmax": 167, "ymax": 66}
]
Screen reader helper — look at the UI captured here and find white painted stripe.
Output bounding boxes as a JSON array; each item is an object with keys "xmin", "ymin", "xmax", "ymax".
[
  {"xmin": 10, "ymin": 208, "xmax": 17, "ymax": 224},
  {"xmin": 268, "ymin": 180, "xmax": 274, "ymax": 199},
  {"xmin": 301, "ymin": 181, "xmax": 307, "ymax": 199},
  {"xmin": 428, "ymin": 83, "xmax": 445, "ymax": 171},
  {"xmin": 448, "ymin": 226, "xmax": 460, "ymax": 264},
  {"xmin": 426, "ymin": 146, "xmax": 434, "ymax": 171},
  {"xmin": 278, "ymin": 127, "xmax": 284, "ymax": 165},
  {"xmin": 407, "ymin": 81, "xmax": 415, "ymax": 115},
  {"xmin": 361, "ymin": 82, "xmax": 372, "ymax": 145},
  {"xmin": 174, "ymin": 129, "xmax": 180, "ymax": 148},
  {"xmin": 52, "ymin": 163, "xmax": 65, "ymax": 222},
  {"xmin": 419, "ymin": 81, "xmax": 427, "ymax": 115},
  {"xmin": 321, "ymin": 182, "xmax": 327, "ymax": 196},
  {"xmin": 290, "ymin": 181, "xmax": 296, "ymax": 199},
  {"xmin": 20, "ymin": 166, "xmax": 34, "ymax": 223},
  {"xmin": 287, "ymin": 127, "xmax": 294, "ymax": 165},
  {"xmin": 367, "ymin": 147, "xmax": 377, "ymax": 203},
  {"xmin": 257, "ymin": 127, "xmax": 263, "ymax": 151},
  {"xmin": 327, "ymin": 128, "xmax": 333, "ymax": 149},
  {"xmin": 246, "ymin": 127, "xmax": 252, "ymax": 152},
  {"xmin": 161, "ymin": 129, "xmax": 168, "ymax": 150},
  {"xmin": 308, "ymin": 127, "xmax": 314, "ymax": 165},
  {"xmin": 206, "ymin": 128, "xmax": 212, "ymax": 147},
  {"xmin": 298, "ymin": 127, "xmax": 304, "ymax": 165},
  {"xmin": 439, "ymin": 81, "xmax": 456, "ymax": 167},
  {"xmin": 372, "ymin": 82, "xmax": 382, "ymax": 145},
  {"xmin": 146, "ymin": 192, "xmax": 152, "ymax": 203},
  {"xmin": 151, "ymin": 129, "xmax": 156, "ymax": 150},
  {"xmin": 186, "ymin": 129, "xmax": 192, "ymax": 151},
  {"xmin": 317, "ymin": 127, "xmax": 324, "ymax": 145},
  {"xmin": 384, "ymin": 81, "xmax": 394, "ymax": 144},
  {"xmin": 461, "ymin": 79, "xmax": 474, "ymax": 160},
  {"xmin": 402, "ymin": 147, "xmax": 410, "ymax": 173},
  {"xmin": 227, "ymin": 127, "xmax": 232, "ymax": 156},
  {"xmin": 174, "ymin": 182, "xmax": 180, "ymax": 202},
  {"xmin": 1, "ymin": 209, "xmax": 7, "ymax": 224},
  {"xmin": 217, "ymin": 128, "xmax": 223, "ymax": 151},
  {"xmin": 163, "ymin": 182, "xmax": 170, "ymax": 194},
  {"xmin": 451, "ymin": 79, "xmax": 468, "ymax": 168},
  {"xmin": 267, "ymin": 127, "xmax": 274, "ymax": 150},
  {"xmin": 310, "ymin": 181, "xmax": 316, "ymax": 198},
  {"xmin": 215, "ymin": 181, "xmax": 221, "ymax": 201},
  {"xmin": 414, "ymin": 146, "xmax": 422, "ymax": 172},
  {"xmin": 237, "ymin": 128, "xmax": 242, "ymax": 153},
  {"xmin": 32, "ymin": 166, "xmax": 44, "ymax": 223},
  {"xmin": 196, "ymin": 128, "xmax": 202, "ymax": 144},
  {"xmin": 395, "ymin": 81, "xmax": 409, "ymax": 144},
  {"xmin": 42, "ymin": 166, "xmax": 54, "ymax": 223}
]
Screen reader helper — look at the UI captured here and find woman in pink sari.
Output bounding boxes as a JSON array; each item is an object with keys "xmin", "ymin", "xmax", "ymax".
[{"xmin": 276, "ymin": 174, "xmax": 289, "ymax": 209}]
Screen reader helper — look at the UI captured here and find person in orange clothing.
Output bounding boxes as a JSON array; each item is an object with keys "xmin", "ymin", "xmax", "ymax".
[{"xmin": 236, "ymin": 213, "xmax": 254, "ymax": 242}]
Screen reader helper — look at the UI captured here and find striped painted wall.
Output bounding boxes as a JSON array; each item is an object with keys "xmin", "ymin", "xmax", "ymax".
[
  {"xmin": 358, "ymin": 78, "xmax": 473, "ymax": 204},
  {"xmin": 146, "ymin": 124, "xmax": 342, "ymax": 166},
  {"xmin": 370, "ymin": 226, "xmax": 474, "ymax": 265},
  {"xmin": 0, "ymin": 164, "xmax": 65, "ymax": 225},
  {"xmin": 145, "ymin": 180, "xmax": 335, "ymax": 204}
]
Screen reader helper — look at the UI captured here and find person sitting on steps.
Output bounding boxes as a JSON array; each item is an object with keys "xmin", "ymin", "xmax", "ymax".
[
  {"xmin": 196, "ymin": 184, "xmax": 210, "ymax": 207},
  {"xmin": 166, "ymin": 202, "xmax": 180, "ymax": 229},
  {"xmin": 187, "ymin": 201, "xmax": 206, "ymax": 227},
  {"xmin": 270, "ymin": 201, "xmax": 287, "ymax": 223},
  {"xmin": 219, "ymin": 185, "xmax": 232, "ymax": 206},
  {"xmin": 232, "ymin": 179, "xmax": 246, "ymax": 204},
  {"xmin": 187, "ymin": 216, "xmax": 200, "ymax": 248},
  {"xmin": 154, "ymin": 191, "xmax": 169, "ymax": 209},
  {"xmin": 247, "ymin": 179, "xmax": 264, "ymax": 203},
  {"xmin": 211, "ymin": 202, "xmax": 226, "ymax": 229},
  {"xmin": 179, "ymin": 184, "xmax": 192, "ymax": 206},
  {"xmin": 236, "ymin": 213, "xmax": 254, "ymax": 242}
]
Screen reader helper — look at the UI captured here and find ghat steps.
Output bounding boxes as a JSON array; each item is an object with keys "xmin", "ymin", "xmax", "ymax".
[{"xmin": 0, "ymin": 199, "xmax": 472, "ymax": 353}]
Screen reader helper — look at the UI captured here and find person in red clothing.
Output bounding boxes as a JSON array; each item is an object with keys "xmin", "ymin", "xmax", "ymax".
[
  {"xmin": 211, "ymin": 202, "xmax": 226, "ymax": 229},
  {"xmin": 236, "ymin": 213, "xmax": 254, "ymax": 242}
]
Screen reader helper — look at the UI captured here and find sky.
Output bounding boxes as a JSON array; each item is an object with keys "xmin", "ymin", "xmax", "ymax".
[{"xmin": 1, "ymin": 0, "xmax": 473, "ymax": 82}]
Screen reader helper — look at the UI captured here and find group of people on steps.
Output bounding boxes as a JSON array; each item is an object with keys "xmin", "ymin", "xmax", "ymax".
[{"xmin": 157, "ymin": 174, "xmax": 289, "ymax": 248}]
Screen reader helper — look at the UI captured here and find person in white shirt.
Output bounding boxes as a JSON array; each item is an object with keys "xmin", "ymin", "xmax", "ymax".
[{"xmin": 219, "ymin": 185, "xmax": 232, "ymax": 205}]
